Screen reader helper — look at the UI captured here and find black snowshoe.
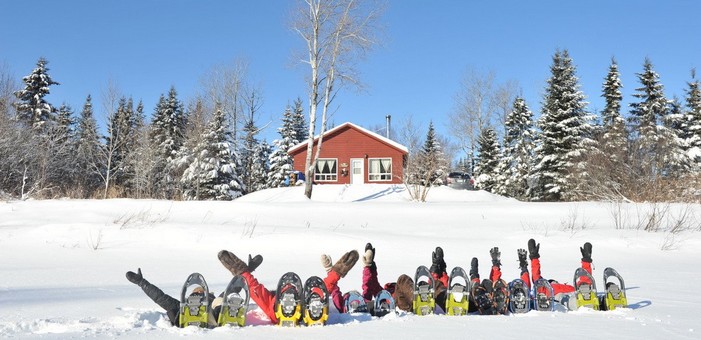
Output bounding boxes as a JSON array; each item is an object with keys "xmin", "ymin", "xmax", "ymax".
[
  {"xmin": 533, "ymin": 278, "xmax": 555, "ymax": 311},
  {"xmin": 472, "ymin": 279, "xmax": 496, "ymax": 315},
  {"xmin": 372, "ymin": 290, "xmax": 396, "ymax": 317},
  {"xmin": 302, "ymin": 276, "xmax": 329, "ymax": 326},
  {"xmin": 508, "ymin": 279, "xmax": 530, "ymax": 314},
  {"xmin": 493, "ymin": 279, "xmax": 509, "ymax": 315},
  {"xmin": 274, "ymin": 272, "xmax": 303, "ymax": 327},
  {"xmin": 344, "ymin": 290, "xmax": 369, "ymax": 313}
]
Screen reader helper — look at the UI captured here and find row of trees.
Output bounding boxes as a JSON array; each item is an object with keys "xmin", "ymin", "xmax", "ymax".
[
  {"xmin": 0, "ymin": 58, "xmax": 312, "ymax": 200},
  {"xmin": 467, "ymin": 51, "xmax": 701, "ymax": 202}
]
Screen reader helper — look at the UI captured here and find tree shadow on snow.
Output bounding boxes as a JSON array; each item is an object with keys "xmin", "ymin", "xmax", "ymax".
[
  {"xmin": 627, "ymin": 300, "xmax": 651, "ymax": 309},
  {"xmin": 353, "ymin": 185, "xmax": 406, "ymax": 202}
]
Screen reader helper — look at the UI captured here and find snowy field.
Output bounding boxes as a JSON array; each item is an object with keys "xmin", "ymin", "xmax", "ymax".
[{"xmin": 1, "ymin": 184, "xmax": 700, "ymax": 339}]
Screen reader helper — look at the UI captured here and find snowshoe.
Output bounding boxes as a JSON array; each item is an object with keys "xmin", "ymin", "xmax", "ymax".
[
  {"xmin": 445, "ymin": 267, "xmax": 470, "ymax": 316},
  {"xmin": 601, "ymin": 267, "xmax": 627, "ymax": 310},
  {"xmin": 573, "ymin": 267, "xmax": 599, "ymax": 310},
  {"xmin": 302, "ymin": 276, "xmax": 329, "ymax": 326},
  {"xmin": 532, "ymin": 278, "xmax": 555, "ymax": 311},
  {"xmin": 372, "ymin": 290, "xmax": 396, "ymax": 317},
  {"xmin": 178, "ymin": 273, "xmax": 212, "ymax": 328},
  {"xmin": 412, "ymin": 265, "xmax": 435, "ymax": 315},
  {"xmin": 472, "ymin": 279, "xmax": 496, "ymax": 315},
  {"xmin": 508, "ymin": 279, "xmax": 530, "ymax": 314},
  {"xmin": 493, "ymin": 279, "xmax": 509, "ymax": 315},
  {"xmin": 344, "ymin": 290, "xmax": 369, "ymax": 313},
  {"xmin": 217, "ymin": 275, "xmax": 249, "ymax": 327},
  {"xmin": 274, "ymin": 272, "xmax": 303, "ymax": 327}
]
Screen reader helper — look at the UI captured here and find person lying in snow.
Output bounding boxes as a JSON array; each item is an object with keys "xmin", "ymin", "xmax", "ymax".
[
  {"xmin": 217, "ymin": 248, "xmax": 358, "ymax": 324},
  {"xmin": 124, "ymin": 254, "xmax": 260, "ymax": 327},
  {"xmin": 517, "ymin": 238, "xmax": 594, "ymax": 310},
  {"xmin": 320, "ymin": 242, "xmax": 416, "ymax": 314},
  {"xmin": 467, "ymin": 246, "xmax": 510, "ymax": 315}
]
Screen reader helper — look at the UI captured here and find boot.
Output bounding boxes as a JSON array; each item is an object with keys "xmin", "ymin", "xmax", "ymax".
[
  {"xmin": 218, "ymin": 250, "xmax": 249, "ymax": 276},
  {"xmin": 517, "ymin": 249, "xmax": 528, "ymax": 273},
  {"xmin": 363, "ymin": 243, "xmax": 375, "ymax": 267},
  {"xmin": 469, "ymin": 257, "xmax": 479, "ymax": 281},
  {"xmin": 528, "ymin": 239, "xmax": 540, "ymax": 260},
  {"xmin": 430, "ymin": 246, "xmax": 446, "ymax": 275},
  {"xmin": 395, "ymin": 274, "xmax": 414, "ymax": 312},
  {"xmin": 331, "ymin": 250, "xmax": 359, "ymax": 278}
]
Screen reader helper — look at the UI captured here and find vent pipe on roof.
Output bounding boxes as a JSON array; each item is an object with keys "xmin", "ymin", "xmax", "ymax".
[{"xmin": 386, "ymin": 114, "xmax": 391, "ymax": 139}]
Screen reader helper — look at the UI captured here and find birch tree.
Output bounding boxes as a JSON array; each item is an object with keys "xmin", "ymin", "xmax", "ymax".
[{"xmin": 292, "ymin": 0, "xmax": 383, "ymax": 198}]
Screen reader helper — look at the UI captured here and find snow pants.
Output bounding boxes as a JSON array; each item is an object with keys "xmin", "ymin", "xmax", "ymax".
[{"xmin": 520, "ymin": 258, "xmax": 593, "ymax": 295}]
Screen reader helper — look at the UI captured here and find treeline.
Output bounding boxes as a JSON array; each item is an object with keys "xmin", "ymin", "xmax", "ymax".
[{"xmin": 0, "ymin": 58, "xmax": 307, "ymax": 200}]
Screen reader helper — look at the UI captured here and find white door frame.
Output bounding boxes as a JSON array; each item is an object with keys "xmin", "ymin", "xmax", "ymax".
[{"xmin": 350, "ymin": 158, "xmax": 365, "ymax": 184}]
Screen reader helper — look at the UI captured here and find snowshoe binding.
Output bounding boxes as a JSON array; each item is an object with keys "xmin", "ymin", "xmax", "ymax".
[
  {"xmin": 532, "ymin": 278, "xmax": 555, "ymax": 311},
  {"xmin": 178, "ymin": 273, "xmax": 212, "ymax": 328},
  {"xmin": 302, "ymin": 276, "xmax": 329, "ymax": 326},
  {"xmin": 373, "ymin": 290, "xmax": 396, "ymax": 317},
  {"xmin": 412, "ymin": 265, "xmax": 435, "ymax": 315},
  {"xmin": 217, "ymin": 275, "xmax": 249, "ymax": 327},
  {"xmin": 274, "ymin": 272, "xmax": 303, "ymax": 327},
  {"xmin": 508, "ymin": 279, "xmax": 530, "ymax": 314},
  {"xmin": 472, "ymin": 279, "xmax": 496, "ymax": 315},
  {"xmin": 344, "ymin": 290, "xmax": 368, "ymax": 313},
  {"xmin": 445, "ymin": 267, "xmax": 470, "ymax": 316},
  {"xmin": 574, "ymin": 267, "xmax": 600, "ymax": 310},
  {"xmin": 601, "ymin": 267, "xmax": 627, "ymax": 310},
  {"xmin": 493, "ymin": 279, "xmax": 509, "ymax": 315}
]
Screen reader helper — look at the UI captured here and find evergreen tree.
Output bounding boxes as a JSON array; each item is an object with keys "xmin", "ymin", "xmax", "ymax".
[
  {"xmin": 267, "ymin": 105, "xmax": 297, "ymax": 188},
  {"xmin": 104, "ymin": 97, "xmax": 136, "ymax": 193},
  {"xmin": 417, "ymin": 121, "xmax": 447, "ymax": 186},
  {"xmin": 292, "ymin": 97, "xmax": 308, "ymax": 144},
  {"xmin": 493, "ymin": 97, "xmax": 535, "ymax": 199},
  {"xmin": 240, "ymin": 117, "xmax": 262, "ymax": 193},
  {"xmin": 474, "ymin": 127, "xmax": 500, "ymax": 192},
  {"xmin": 74, "ymin": 95, "xmax": 102, "ymax": 197},
  {"xmin": 249, "ymin": 140, "xmax": 271, "ymax": 192},
  {"xmin": 150, "ymin": 87, "xmax": 188, "ymax": 198},
  {"xmin": 600, "ymin": 58, "xmax": 628, "ymax": 164},
  {"xmin": 684, "ymin": 69, "xmax": 701, "ymax": 168},
  {"xmin": 13, "ymin": 57, "xmax": 59, "ymax": 130},
  {"xmin": 530, "ymin": 49, "xmax": 592, "ymax": 201},
  {"xmin": 182, "ymin": 109, "xmax": 244, "ymax": 200},
  {"xmin": 629, "ymin": 58, "xmax": 688, "ymax": 177}
]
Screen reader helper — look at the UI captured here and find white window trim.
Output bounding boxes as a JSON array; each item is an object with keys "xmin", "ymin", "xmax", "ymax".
[
  {"xmin": 314, "ymin": 158, "xmax": 338, "ymax": 182},
  {"xmin": 368, "ymin": 157, "xmax": 393, "ymax": 182}
]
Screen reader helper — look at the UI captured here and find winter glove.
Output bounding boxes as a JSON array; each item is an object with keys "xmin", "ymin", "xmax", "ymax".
[
  {"xmin": 580, "ymin": 242, "xmax": 593, "ymax": 263},
  {"xmin": 489, "ymin": 247, "xmax": 501, "ymax": 267},
  {"xmin": 248, "ymin": 254, "xmax": 263, "ymax": 272},
  {"xmin": 528, "ymin": 239, "xmax": 540, "ymax": 260},
  {"xmin": 126, "ymin": 268, "xmax": 143, "ymax": 285},
  {"xmin": 469, "ymin": 257, "xmax": 479, "ymax": 281},
  {"xmin": 363, "ymin": 243, "xmax": 375, "ymax": 267},
  {"xmin": 331, "ymin": 250, "xmax": 359, "ymax": 278},
  {"xmin": 430, "ymin": 246, "xmax": 446, "ymax": 275},
  {"xmin": 517, "ymin": 249, "xmax": 528, "ymax": 271}
]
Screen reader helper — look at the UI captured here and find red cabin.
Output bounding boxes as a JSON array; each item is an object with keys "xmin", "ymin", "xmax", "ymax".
[{"xmin": 288, "ymin": 122, "xmax": 408, "ymax": 185}]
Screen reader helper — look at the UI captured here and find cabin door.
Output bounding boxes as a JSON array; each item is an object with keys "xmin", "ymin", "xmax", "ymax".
[{"xmin": 350, "ymin": 158, "xmax": 364, "ymax": 184}]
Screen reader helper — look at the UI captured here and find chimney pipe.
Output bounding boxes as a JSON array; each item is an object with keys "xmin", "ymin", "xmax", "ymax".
[{"xmin": 385, "ymin": 114, "xmax": 391, "ymax": 139}]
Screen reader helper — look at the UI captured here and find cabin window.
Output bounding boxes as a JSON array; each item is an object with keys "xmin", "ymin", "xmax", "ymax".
[
  {"xmin": 314, "ymin": 158, "xmax": 338, "ymax": 181},
  {"xmin": 368, "ymin": 158, "xmax": 392, "ymax": 181}
]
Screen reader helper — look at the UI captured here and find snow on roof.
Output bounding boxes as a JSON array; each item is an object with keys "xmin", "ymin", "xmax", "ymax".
[{"xmin": 288, "ymin": 122, "xmax": 409, "ymax": 154}]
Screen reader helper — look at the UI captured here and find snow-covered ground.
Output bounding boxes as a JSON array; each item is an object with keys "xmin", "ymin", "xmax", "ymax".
[{"xmin": 1, "ymin": 184, "xmax": 700, "ymax": 339}]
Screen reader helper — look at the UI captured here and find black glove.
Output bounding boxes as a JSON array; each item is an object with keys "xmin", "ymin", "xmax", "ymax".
[
  {"xmin": 430, "ymin": 246, "xmax": 446, "ymax": 275},
  {"xmin": 469, "ymin": 257, "xmax": 479, "ymax": 280},
  {"xmin": 248, "ymin": 254, "xmax": 263, "ymax": 272},
  {"xmin": 528, "ymin": 239, "xmax": 540, "ymax": 260},
  {"xmin": 580, "ymin": 242, "xmax": 592, "ymax": 263},
  {"xmin": 517, "ymin": 249, "xmax": 528, "ymax": 269},
  {"xmin": 126, "ymin": 268, "xmax": 143, "ymax": 285},
  {"xmin": 489, "ymin": 247, "xmax": 501, "ymax": 267}
]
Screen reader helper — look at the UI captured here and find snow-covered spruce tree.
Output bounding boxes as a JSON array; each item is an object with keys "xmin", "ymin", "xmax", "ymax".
[
  {"xmin": 474, "ymin": 127, "xmax": 500, "ymax": 192},
  {"xmin": 13, "ymin": 57, "xmax": 59, "ymax": 130},
  {"xmin": 47, "ymin": 103, "xmax": 77, "ymax": 193},
  {"xmin": 629, "ymin": 58, "xmax": 688, "ymax": 180},
  {"xmin": 420, "ymin": 122, "xmax": 447, "ymax": 186},
  {"xmin": 74, "ymin": 95, "xmax": 103, "ymax": 197},
  {"xmin": 493, "ymin": 97, "xmax": 535, "ymax": 199},
  {"xmin": 267, "ymin": 104, "xmax": 297, "ymax": 188},
  {"xmin": 249, "ymin": 140, "xmax": 271, "ymax": 192},
  {"xmin": 292, "ymin": 98, "xmax": 307, "ymax": 144},
  {"xmin": 125, "ymin": 99, "xmax": 152, "ymax": 198},
  {"xmin": 685, "ymin": 70, "xmax": 701, "ymax": 168},
  {"xmin": 240, "ymin": 117, "xmax": 262, "ymax": 193},
  {"xmin": 149, "ymin": 87, "xmax": 188, "ymax": 198},
  {"xmin": 181, "ymin": 109, "xmax": 244, "ymax": 200},
  {"xmin": 530, "ymin": 49, "xmax": 593, "ymax": 201},
  {"xmin": 103, "ymin": 97, "xmax": 136, "ymax": 196},
  {"xmin": 601, "ymin": 58, "xmax": 628, "ymax": 165}
]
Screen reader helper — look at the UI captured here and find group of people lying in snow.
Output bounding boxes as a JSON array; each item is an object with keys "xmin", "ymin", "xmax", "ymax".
[{"xmin": 125, "ymin": 238, "xmax": 595, "ymax": 326}]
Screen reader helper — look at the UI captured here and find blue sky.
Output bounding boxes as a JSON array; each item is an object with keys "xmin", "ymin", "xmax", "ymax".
[{"xmin": 1, "ymin": 0, "xmax": 700, "ymax": 144}]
